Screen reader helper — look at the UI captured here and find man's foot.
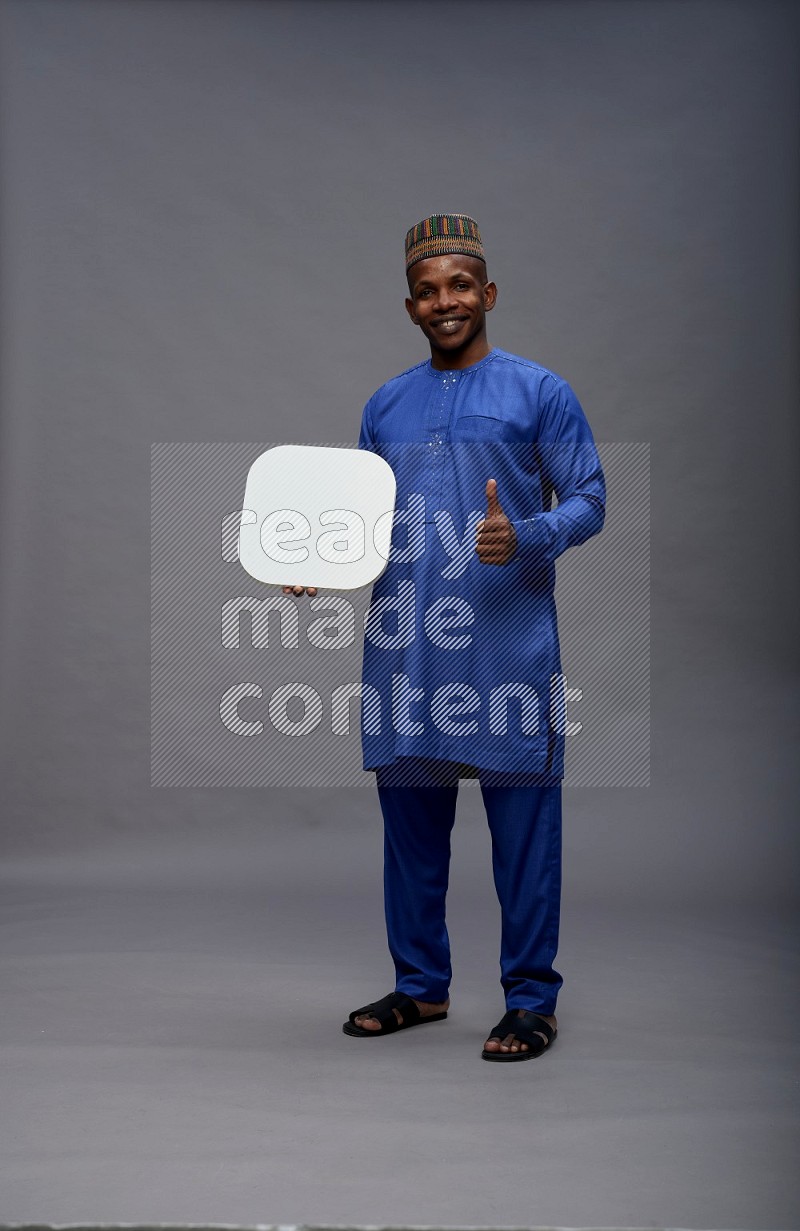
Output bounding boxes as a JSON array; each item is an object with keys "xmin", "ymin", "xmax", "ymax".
[
  {"xmin": 482, "ymin": 1008, "xmax": 557, "ymax": 1055},
  {"xmin": 353, "ymin": 995, "xmax": 450, "ymax": 1030}
]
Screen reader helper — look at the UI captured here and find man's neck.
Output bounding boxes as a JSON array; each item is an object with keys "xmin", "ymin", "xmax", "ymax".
[{"xmin": 429, "ymin": 337, "xmax": 492, "ymax": 372}]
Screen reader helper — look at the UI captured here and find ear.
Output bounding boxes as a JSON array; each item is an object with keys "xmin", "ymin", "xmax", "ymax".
[
  {"xmin": 405, "ymin": 296, "xmax": 419, "ymax": 325},
  {"xmin": 483, "ymin": 281, "xmax": 498, "ymax": 312}
]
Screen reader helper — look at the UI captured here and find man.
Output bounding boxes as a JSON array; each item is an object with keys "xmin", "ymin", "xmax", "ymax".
[{"xmin": 290, "ymin": 214, "xmax": 605, "ymax": 1061}]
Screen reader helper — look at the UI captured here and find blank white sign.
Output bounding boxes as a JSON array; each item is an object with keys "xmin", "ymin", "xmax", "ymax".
[{"xmin": 237, "ymin": 445, "xmax": 397, "ymax": 590}]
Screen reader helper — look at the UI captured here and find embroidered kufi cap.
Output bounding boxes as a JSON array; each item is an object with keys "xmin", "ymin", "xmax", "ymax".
[{"xmin": 405, "ymin": 213, "xmax": 485, "ymax": 271}]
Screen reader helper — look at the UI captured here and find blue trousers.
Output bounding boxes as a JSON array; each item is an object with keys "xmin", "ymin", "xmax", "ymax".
[{"xmin": 375, "ymin": 757, "xmax": 563, "ymax": 1014}]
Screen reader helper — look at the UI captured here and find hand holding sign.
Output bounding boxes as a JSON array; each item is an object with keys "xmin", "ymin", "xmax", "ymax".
[{"xmin": 475, "ymin": 477, "xmax": 518, "ymax": 566}]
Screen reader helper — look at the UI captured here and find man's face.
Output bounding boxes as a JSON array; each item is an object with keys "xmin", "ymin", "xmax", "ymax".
[{"xmin": 405, "ymin": 254, "xmax": 497, "ymax": 359}]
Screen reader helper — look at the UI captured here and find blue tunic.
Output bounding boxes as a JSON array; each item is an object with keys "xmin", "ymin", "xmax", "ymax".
[{"xmin": 357, "ymin": 347, "xmax": 605, "ymax": 777}]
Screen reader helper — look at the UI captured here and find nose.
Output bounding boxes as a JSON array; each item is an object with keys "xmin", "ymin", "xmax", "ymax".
[{"xmin": 433, "ymin": 285, "xmax": 459, "ymax": 312}]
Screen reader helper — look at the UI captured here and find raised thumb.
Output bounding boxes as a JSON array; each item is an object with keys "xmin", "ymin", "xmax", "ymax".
[{"xmin": 485, "ymin": 477, "xmax": 501, "ymax": 517}]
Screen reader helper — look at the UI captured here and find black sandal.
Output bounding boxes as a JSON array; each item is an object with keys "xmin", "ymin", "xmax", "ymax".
[
  {"xmin": 343, "ymin": 990, "xmax": 448, "ymax": 1037},
  {"xmin": 481, "ymin": 1008, "xmax": 557, "ymax": 1062}
]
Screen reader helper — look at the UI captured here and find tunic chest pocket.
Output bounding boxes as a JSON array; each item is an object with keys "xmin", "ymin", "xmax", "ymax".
[{"xmin": 449, "ymin": 414, "xmax": 515, "ymax": 441}]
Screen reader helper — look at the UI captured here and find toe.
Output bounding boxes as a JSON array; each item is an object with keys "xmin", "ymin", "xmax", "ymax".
[
  {"xmin": 483, "ymin": 1036, "xmax": 503, "ymax": 1052},
  {"xmin": 354, "ymin": 1008, "xmax": 404, "ymax": 1031}
]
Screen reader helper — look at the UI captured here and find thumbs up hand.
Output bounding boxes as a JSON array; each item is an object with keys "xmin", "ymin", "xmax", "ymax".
[{"xmin": 475, "ymin": 478, "xmax": 518, "ymax": 565}]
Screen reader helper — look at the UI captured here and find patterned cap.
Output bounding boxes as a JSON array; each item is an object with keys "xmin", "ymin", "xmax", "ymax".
[{"xmin": 405, "ymin": 214, "xmax": 485, "ymax": 271}]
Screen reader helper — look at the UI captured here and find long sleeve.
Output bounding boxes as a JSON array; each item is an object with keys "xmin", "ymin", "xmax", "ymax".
[
  {"xmin": 358, "ymin": 395, "xmax": 378, "ymax": 453},
  {"xmin": 511, "ymin": 375, "xmax": 606, "ymax": 566}
]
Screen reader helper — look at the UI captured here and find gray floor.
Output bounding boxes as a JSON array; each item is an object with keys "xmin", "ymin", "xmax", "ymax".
[{"xmin": 0, "ymin": 791, "xmax": 797, "ymax": 1230}]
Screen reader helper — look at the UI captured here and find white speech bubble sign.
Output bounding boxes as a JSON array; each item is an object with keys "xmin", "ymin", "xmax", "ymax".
[{"xmin": 238, "ymin": 445, "xmax": 397, "ymax": 590}]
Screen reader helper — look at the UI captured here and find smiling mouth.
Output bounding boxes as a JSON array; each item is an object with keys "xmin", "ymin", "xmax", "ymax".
[{"xmin": 434, "ymin": 317, "xmax": 468, "ymax": 333}]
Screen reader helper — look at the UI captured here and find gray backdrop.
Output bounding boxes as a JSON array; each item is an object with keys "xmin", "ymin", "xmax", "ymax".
[{"xmin": 1, "ymin": 0, "xmax": 797, "ymax": 903}]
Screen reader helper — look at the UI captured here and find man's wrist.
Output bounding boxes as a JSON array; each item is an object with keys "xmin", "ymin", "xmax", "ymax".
[{"xmin": 510, "ymin": 515, "xmax": 551, "ymax": 565}]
